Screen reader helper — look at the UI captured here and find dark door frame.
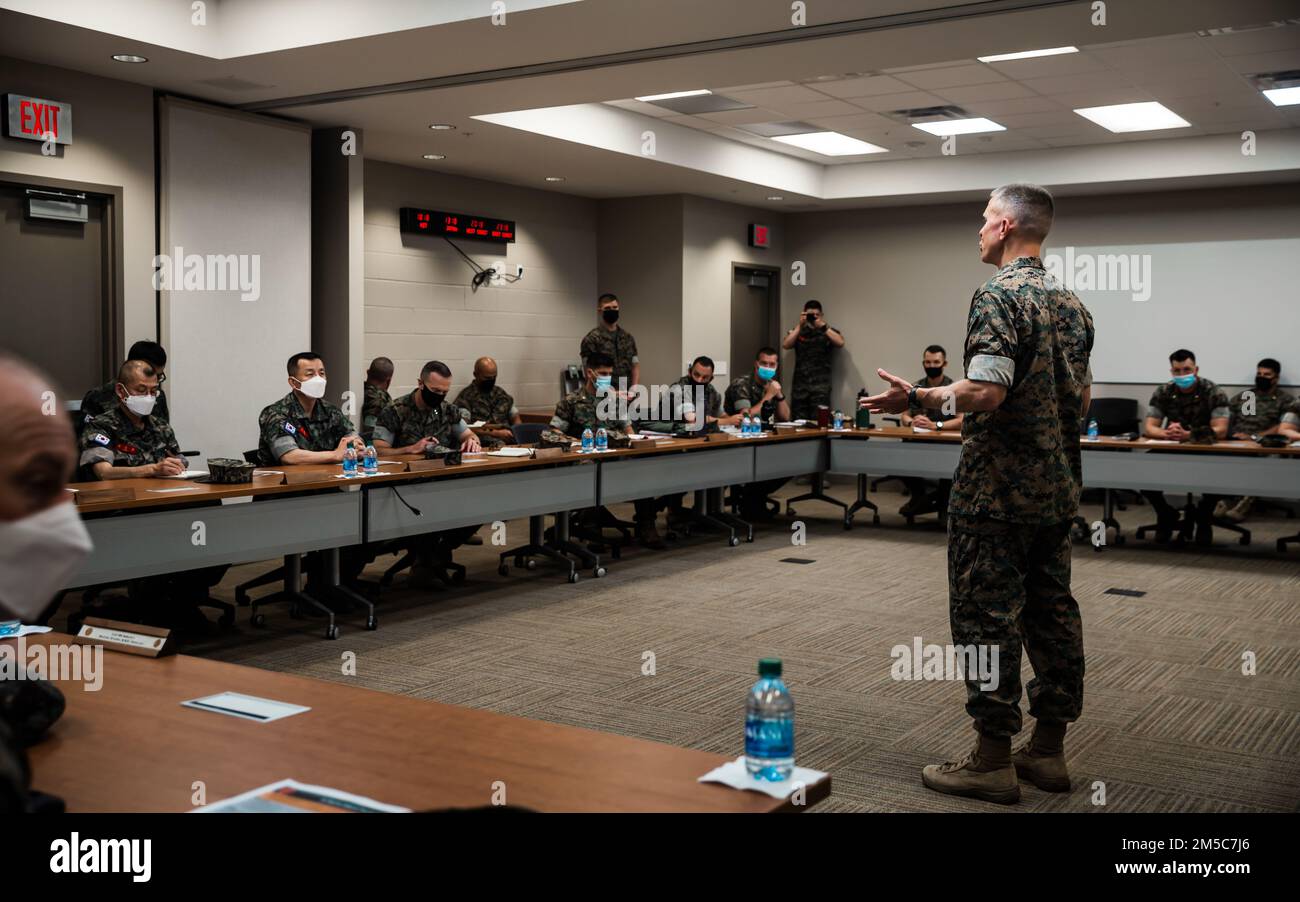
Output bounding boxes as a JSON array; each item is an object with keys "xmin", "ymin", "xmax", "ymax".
[
  {"xmin": 731, "ymin": 261, "xmax": 782, "ymax": 371},
  {"xmin": 0, "ymin": 171, "xmax": 124, "ymax": 380}
]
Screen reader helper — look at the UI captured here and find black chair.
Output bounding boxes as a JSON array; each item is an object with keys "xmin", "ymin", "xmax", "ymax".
[
  {"xmin": 1083, "ymin": 397, "xmax": 1139, "ymax": 436},
  {"xmin": 1135, "ymin": 492, "xmax": 1250, "ymax": 547},
  {"xmin": 511, "ymin": 422, "xmax": 547, "ymax": 444}
]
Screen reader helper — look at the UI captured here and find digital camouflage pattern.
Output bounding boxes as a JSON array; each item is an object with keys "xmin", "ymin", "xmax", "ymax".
[
  {"xmin": 580, "ymin": 325, "xmax": 638, "ymax": 380},
  {"xmin": 360, "ymin": 381, "xmax": 392, "ymax": 444},
  {"xmin": 258, "ymin": 392, "xmax": 355, "ymax": 464},
  {"xmin": 948, "ymin": 256, "xmax": 1095, "ymax": 525},
  {"xmin": 374, "ymin": 391, "xmax": 467, "ymax": 450},
  {"xmin": 78, "ymin": 404, "xmax": 181, "ymax": 478},
  {"xmin": 948, "ymin": 517, "xmax": 1084, "ymax": 738},
  {"xmin": 1228, "ymin": 386, "xmax": 1296, "ymax": 436},
  {"xmin": 454, "ymin": 381, "xmax": 518, "ymax": 448},
  {"xmin": 910, "ymin": 373, "xmax": 953, "ymax": 418},
  {"xmin": 725, "ymin": 372, "xmax": 780, "ymax": 424},
  {"xmin": 638, "ymin": 375, "xmax": 720, "ymax": 432},
  {"xmin": 542, "ymin": 386, "xmax": 631, "ymax": 443},
  {"xmin": 1146, "ymin": 378, "xmax": 1230, "ymax": 440},
  {"xmin": 79, "ymin": 381, "xmax": 170, "ymax": 432},
  {"xmin": 790, "ymin": 323, "xmax": 840, "ymax": 420}
]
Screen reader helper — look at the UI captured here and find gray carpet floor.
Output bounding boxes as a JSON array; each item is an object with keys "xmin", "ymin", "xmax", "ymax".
[{"xmin": 113, "ymin": 482, "xmax": 1300, "ymax": 812}]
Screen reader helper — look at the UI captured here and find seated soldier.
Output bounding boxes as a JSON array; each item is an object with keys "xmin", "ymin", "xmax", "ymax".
[
  {"xmin": 724, "ymin": 347, "xmax": 791, "ymax": 519},
  {"xmin": 79, "ymin": 340, "xmax": 171, "ymax": 432},
  {"xmin": 1141, "ymin": 349, "xmax": 1229, "ymax": 545},
  {"xmin": 544, "ymin": 352, "xmax": 665, "ymax": 550},
  {"xmin": 79, "ymin": 359, "xmax": 225, "ymax": 632},
  {"xmin": 373, "ymin": 360, "xmax": 483, "ymax": 587},
  {"xmin": 1216, "ymin": 358, "xmax": 1296, "ymax": 522},
  {"xmin": 360, "ymin": 356, "xmax": 394, "ymax": 446},
  {"xmin": 454, "ymin": 356, "xmax": 522, "ymax": 450},
  {"xmin": 898, "ymin": 344, "xmax": 963, "ymax": 517}
]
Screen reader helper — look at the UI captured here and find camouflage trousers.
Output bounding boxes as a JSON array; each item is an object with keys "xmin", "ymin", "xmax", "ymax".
[
  {"xmin": 790, "ymin": 382, "xmax": 831, "ymax": 421},
  {"xmin": 947, "ymin": 515, "xmax": 1085, "ymax": 738}
]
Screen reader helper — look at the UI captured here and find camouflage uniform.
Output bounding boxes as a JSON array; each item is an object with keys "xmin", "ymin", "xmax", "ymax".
[
  {"xmin": 790, "ymin": 323, "xmax": 840, "ymax": 421},
  {"xmin": 946, "ymin": 255, "xmax": 1093, "ymax": 739},
  {"xmin": 638, "ymin": 375, "xmax": 720, "ymax": 433},
  {"xmin": 1142, "ymin": 377, "xmax": 1231, "ymax": 526},
  {"xmin": 374, "ymin": 391, "xmax": 467, "ymax": 450},
  {"xmin": 544, "ymin": 387, "xmax": 655, "ymax": 523},
  {"xmin": 1228, "ymin": 386, "xmax": 1296, "ymax": 436},
  {"xmin": 79, "ymin": 381, "xmax": 170, "ymax": 433},
  {"xmin": 580, "ymin": 326, "xmax": 638, "ymax": 383},
  {"xmin": 902, "ymin": 373, "xmax": 957, "ymax": 509},
  {"xmin": 78, "ymin": 405, "xmax": 181, "ymax": 479},
  {"xmin": 454, "ymin": 382, "xmax": 519, "ymax": 449},
  {"xmin": 360, "ymin": 382, "xmax": 392, "ymax": 445},
  {"xmin": 257, "ymin": 392, "xmax": 354, "ymax": 464},
  {"xmin": 724, "ymin": 373, "xmax": 781, "ymax": 425}
]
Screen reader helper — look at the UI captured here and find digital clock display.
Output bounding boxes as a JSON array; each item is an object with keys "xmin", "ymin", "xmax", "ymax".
[{"xmin": 400, "ymin": 207, "xmax": 516, "ymax": 242}]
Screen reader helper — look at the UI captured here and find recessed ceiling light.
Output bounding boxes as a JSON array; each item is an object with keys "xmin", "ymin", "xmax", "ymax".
[
  {"xmin": 1073, "ymin": 101, "xmax": 1190, "ymax": 132},
  {"xmin": 771, "ymin": 131, "xmax": 888, "ymax": 156},
  {"xmin": 634, "ymin": 89, "xmax": 711, "ymax": 102},
  {"xmin": 1263, "ymin": 86, "xmax": 1300, "ymax": 106},
  {"xmin": 422, "ymin": 153, "xmax": 446, "ymax": 161},
  {"xmin": 767, "ymin": 196, "xmax": 784, "ymax": 201},
  {"xmin": 978, "ymin": 46, "xmax": 1078, "ymax": 63},
  {"xmin": 112, "ymin": 54, "xmax": 147, "ymax": 63},
  {"xmin": 912, "ymin": 118, "xmax": 1005, "ymax": 136},
  {"xmin": 428, "ymin": 123, "xmax": 456, "ymax": 130},
  {"xmin": 545, "ymin": 176, "xmax": 565, "ymax": 182}
]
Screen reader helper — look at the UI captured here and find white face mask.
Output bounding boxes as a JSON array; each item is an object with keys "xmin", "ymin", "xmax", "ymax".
[
  {"xmin": 0, "ymin": 501, "xmax": 93, "ymax": 623},
  {"xmin": 121, "ymin": 391, "xmax": 157, "ymax": 417},
  {"xmin": 296, "ymin": 375, "xmax": 327, "ymax": 399}
]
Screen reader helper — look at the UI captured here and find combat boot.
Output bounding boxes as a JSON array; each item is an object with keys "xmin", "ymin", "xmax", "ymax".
[
  {"xmin": 921, "ymin": 734, "xmax": 1019, "ymax": 804},
  {"xmin": 1012, "ymin": 721, "xmax": 1071, "ymax": 792}
]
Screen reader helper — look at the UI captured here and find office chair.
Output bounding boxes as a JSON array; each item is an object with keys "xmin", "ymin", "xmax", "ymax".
[
  {"xmin": 1135, "ymin": 493, "xmax": 1250, "ymax": 547},
  {"xmin": 511, "ymin": 422, "xmax": 547, "ymax": 444}
]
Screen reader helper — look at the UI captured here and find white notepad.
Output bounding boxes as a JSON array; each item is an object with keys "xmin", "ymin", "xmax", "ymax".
[{"xmin": 182, "ymin": 692, "xmax": 310, "ymax": 723}]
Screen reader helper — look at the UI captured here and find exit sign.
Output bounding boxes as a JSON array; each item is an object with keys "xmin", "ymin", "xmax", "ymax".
[
  {"xmin": 748, "ymin": 223, "xmax": 770, "ymax": 249},
  {"xmin": 5, "ymin": 94, "xmax": 72, "ymax": 145}
]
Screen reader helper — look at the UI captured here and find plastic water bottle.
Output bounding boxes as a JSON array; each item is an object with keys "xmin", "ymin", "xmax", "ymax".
[
  {"xmin": 751, "ymin": 415, "xmax": 762, "ymax": 436},
  {"xmin": 745, "ymin": 658, "xmax": 794, "ymax": 781},
  {"xmin": 0, "ymin": 618, "xmax": 19, "ymax": 637},
  {"xmin": 581, "ymin": 427, "xmax": 594, "ymax": 453},
  {"xmin": 833, "ymin": 409, "xmax": 844, "ymax": 430},
  {"xmin": 363, "ymin": 445, "xmax": 378, "ymax": 474},
  {"xmin": 1087, "ymin": 418, "xmax": 1099, "ymax": 441},
  {"xmin": 741, "ymin": 414, "xmax": 752, "ymax": 436},
  {"xmin": 342, "ymin": 446, "xmax": 358, "ymax": 476},
  {"xmin": 595, "ymin": 427, "xmax": 608, "ymax": 451}
]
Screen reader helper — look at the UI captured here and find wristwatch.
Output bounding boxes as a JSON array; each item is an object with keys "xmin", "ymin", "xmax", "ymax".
[
  {"xmin": 935, "ymin": 419, "xmax": 945, "ymax": 430},
  {"xmin": 908, "ymin": 386, "xmax": 920, "ymax": 409}
]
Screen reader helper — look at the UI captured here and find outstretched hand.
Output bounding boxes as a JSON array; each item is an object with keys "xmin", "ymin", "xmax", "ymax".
[{"xmin": 859, "ymin": 368, "xmax": 913, "ymax": 414}]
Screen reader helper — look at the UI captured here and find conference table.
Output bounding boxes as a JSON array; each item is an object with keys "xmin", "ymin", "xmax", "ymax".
[{"xmin": 13, "ymin": 634, "xmax": 829, "ymax": 813}]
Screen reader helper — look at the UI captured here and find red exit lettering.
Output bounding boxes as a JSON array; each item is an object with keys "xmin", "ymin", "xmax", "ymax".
[{"xmin": 19, "ymin": 100, "xmax": 61, "ymax": 138}]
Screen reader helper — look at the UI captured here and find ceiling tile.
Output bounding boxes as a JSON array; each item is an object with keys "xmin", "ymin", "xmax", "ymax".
[
  {"xmin": 1204, "ymin": 27, "xmax": 1300, "ymax": 57},
  {"xmin": 711, "ymin": 81, "xmax": 796, "ymax": 93},
  {"xmin": 1088, "ymin": 35, "xmax": 1218, "ymax": 70},
  {"xmin": 993, "ymin": 110, "xmax": 1089, "ymax": 130},
  {"xmin": 603, "ymin": 99, "xmax": 676, "ymax": 118},
  {"xmin": 723, "ymin": 84, "xmax": 830, "ymax": 107},
  {"xmin": 854, "ymin": 90, "xmax": 948, "ymax": 112},
  {"xmin": 1021, "ymin": 70, "xmax": 1137, "ymax": 95},
  {"xmin": 693, "ymin": 107, "xmax": 786, "ymax": 125},
  {"xmin": 963, "ymin": 96, "xmax": 1062, "ymax": 116},
  {"xmin": 883, "ymin": 58, "xmax": 976, "ymax": 73},
  {"xmin": 1223, "ymin": 48, "xmax": 1300, "ymax": 74},
  {"xmin": 804, "ymin": 111, "xmax": 896, "ymax": 131},
  {"xmin": 935, "ymin": 81, "xmax": 1040, "ymax": 103},
  {"xmin": 1049, "ymin": 88, "xmax": 1156, "ymax": 110},
  {"xmin": 778, "ymin": 99, "xmax": 865, "ymax": 119},
  {"xmin": 985, "ymin": 51, "xmax": 1110, "ymax": 79},
  {"xmin": 895, "ymin": 63, "xmax": 1008, "ymax": 90},
  {"xmin": 807, "ymin": 75, "xmax": 916, "ymax": 98}
]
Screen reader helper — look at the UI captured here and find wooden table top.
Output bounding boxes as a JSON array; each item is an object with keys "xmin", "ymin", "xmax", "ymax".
[
  {"xmin": 833, "ymin": 425, "xmax": 1300, "ymax": 456},
  {"xmin": 17, "ymin": 634, "xmax": 828, "ymax": 813}
]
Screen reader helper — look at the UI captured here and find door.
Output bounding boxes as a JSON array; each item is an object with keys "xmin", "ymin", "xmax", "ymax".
[
  {"xmin": 730, "ymin": 265, "xmax": 780, "ymax": 379},
  {"xmin": 0, "ymin": 185, "xmax": 110, "ymax": 398}
]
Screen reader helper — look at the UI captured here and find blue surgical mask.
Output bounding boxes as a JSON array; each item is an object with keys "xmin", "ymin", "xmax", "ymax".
[
  {"xmin": 595, "ymin": 375, "xmax": 612, "ymax": 393},
  {"xmin": 1172, "ymin": 373, "xmax": 1197, "ymax": 390},
  {"xmin": 757, "ymin": 365, "xmax": 777, "ymax": 381}
]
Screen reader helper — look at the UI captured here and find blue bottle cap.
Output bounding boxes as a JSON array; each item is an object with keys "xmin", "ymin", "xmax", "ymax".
[{"xmin": 758, "ymin": 658, "xmax": 782, "ymax": 677}]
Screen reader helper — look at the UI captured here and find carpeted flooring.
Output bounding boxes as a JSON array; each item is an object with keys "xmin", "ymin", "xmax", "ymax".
[{"xmin": 78, "ymin": 481, "xmax": 1300, "ymax": 812}]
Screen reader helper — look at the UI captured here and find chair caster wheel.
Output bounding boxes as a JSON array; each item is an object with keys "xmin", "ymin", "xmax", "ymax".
[
  {"xmin": 746, "ymin": 531, "xmax": 755, "ymax": 542},
  {"xmin": 365, "ymin": 615, "xmax": 378, "ymax": 631},
  {"xmin": 843, "ymin": 516, "xmax": 853, "ymax": 530},
  {"xmin": 525, "ymin": 559, "xmax": 537, "ymax": 570},
  {"xmin": 728, "ymin": 536, "xmax": 740, "ymax": 547},
  {"xmin": 593, "ymin": 567, "xmax": 606, "ymax": 578},
  {"xmin": 325, "ymin": 624, "xmax": 340, "ymax": 640},
  {"xmin": 251, "ymin": 613, "xmax": 266, "ymax": 628},
  {"xmin": 567, "ymin": 571, "xmax": 579, "ymax": 583},
  {"xmin": 498, "ymin": 563, "xmax": 510, "ymax": 576},
  {"xmin": 873, "ymin": 515, "xmax": 881, "ymax": 526},
  {"xmin": 611, "ymin": 546, "xmax": 621, "ymax": 560},
  {"xmin": 787, "ymin": 508, "xmax": 797, "ymax": 518},
  {"xmin": 1239, "ymin": 535, "xmax": 1250, "ymax": 546}
]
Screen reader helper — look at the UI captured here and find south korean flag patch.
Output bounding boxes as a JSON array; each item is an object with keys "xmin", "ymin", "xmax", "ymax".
[
  {"xmin": 283, "ymin": 422, "xmax": 298, "ymax": 435},
  {"xmin": 90, "ymin": 433, "xmax": 111, "ymax": 446}
]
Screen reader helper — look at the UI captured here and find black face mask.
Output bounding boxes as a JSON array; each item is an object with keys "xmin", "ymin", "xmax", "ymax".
[
  {"xmin": 602, "ymin": 308, "xmax": 620, "ymax": 324},
  {"xmin": 924, "ymin": 366, "xmax": 944, "ymax": 379},
  {"xmin": 1255, "ymin": 375, "xmax": 1275, "ymax": 392},
  {"xmin": 421, "ymin": 387, "xmax": 446, "ymax": 408},
  {"xmin": 477, "ymin": 378, "xmax": 496, "ymax": 393}
]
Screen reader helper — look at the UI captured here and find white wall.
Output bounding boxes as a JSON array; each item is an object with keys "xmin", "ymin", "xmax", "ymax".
[{"xmin": 363, "ymin": 160, "xmax": 597, "ymax": 411}]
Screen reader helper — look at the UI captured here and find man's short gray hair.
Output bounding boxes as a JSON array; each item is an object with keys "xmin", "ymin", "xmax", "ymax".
[{"xmin": 990, "ymin": 183, "xmax": 1054, "ymax": 241}]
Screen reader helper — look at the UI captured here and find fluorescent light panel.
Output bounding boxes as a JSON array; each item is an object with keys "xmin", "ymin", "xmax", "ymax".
[
  {"xmin": 1263, "ymin": 86, "xmax": 1300, "ymax": 106},
  {"xmin": 911, "ymin": 117, "xmax": 1004, "ymax": 136},
  {"xmin": 978, "ymin": 46, "xmax": 1078, "ymax": 62},
  {"xmin": 771, "ymin": 131, "xmax": 887, "ymax": 155},
  {"xmin": 634, "ymin": 89, "xmax": 710, "ymax": 102},
  {"xmin": 1073, "ymin": 101, "xmax": 1190, "ymax": 132}
]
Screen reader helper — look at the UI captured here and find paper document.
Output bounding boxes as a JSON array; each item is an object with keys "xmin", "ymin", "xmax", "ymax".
[
  {"xmin": 195, "ymin": 779, "xmax": 410, "ymax": 813},
  {"xmin": 486, "ymin": 448, "xmax": 533, "ymax": 458},
  {"xmin": 160, "ymin": 469, "xmax": 208, "ymax": 479},
  {"xmin": 469, "ymin": 420, "xmax": 487, "ymax": 428},
  {"xmin": 182, "ymin": 692, "xmax": 310, "ymax": 723},
  {"xmin": 698, "ymin": 756, "xmax": 827, "ymax": 800},
  {"xmin": 146, "ymin": 486, "xmax": 205, "ymax": 493},
  {"xmin": 911, "ymin": 426, "xmax": 932, "ymax": 434}
]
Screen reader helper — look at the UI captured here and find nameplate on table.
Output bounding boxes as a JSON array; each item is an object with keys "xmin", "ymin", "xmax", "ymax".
[
  {"xmin": 73, "ymin": 618, "xmax": 172, "ymax": 658},
  {"xmin": 704, "ymin": 432, "xmax": 739, "ymax": 443},
  {"xmin": 73, "ymin": 487, "xmax": 135, "ymax": 507}
]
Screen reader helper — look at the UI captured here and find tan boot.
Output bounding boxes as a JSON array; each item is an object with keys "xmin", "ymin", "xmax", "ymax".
[
  {"xmin": 1224, "ymin": 496, "xmax": 1253, "ymax": 523},
  {"xmin": 921, "ymin": 735, "xmax": 1020, "ymax": 804},
  {"xmin": 637, "ymin": 521, "xmax": 667, "ymax": 550},
  {"xmin": 1012, "ymin": 722, "xmax": 1071, "ymax": 792}
]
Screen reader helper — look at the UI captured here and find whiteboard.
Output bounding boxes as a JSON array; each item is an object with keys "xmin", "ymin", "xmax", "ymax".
[{"xmin": 1054, "ymin": 239, "xmax": 1300, "ymax": 385}]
